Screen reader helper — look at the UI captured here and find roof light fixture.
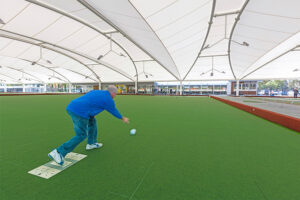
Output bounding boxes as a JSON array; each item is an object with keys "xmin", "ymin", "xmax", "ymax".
[
  {"xmin": 200, "ymin": 56, "xmax": 226, "ymax": 77},
  {"xmin": 134, "ymin": 61, "xmax": 153, "ymax": 79},
  {"xmin": 97, "ymin": 34, "xmax": 127, "ymax": 60},
  {"xmin": 97, "ymin": 55, "xmax": 103, "ymax": 60},
  {"xmin": 231, "ymin": 40, "xmax": 249, "ymax": 47}
]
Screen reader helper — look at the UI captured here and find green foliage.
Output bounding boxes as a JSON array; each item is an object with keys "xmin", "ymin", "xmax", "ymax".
[
  {"xmin": 258, "ymin": 80, "xmax": 288, "ymax": 90},
  {"xmin": 288, "ymin": 80, "xmax": 300, "ymax": 89}
]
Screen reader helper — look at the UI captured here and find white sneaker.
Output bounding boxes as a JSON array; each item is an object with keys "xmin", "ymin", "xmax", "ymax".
[
  {"xmin": 48, "ymin": 149, "xmax": 64, "ymax": 166},
  {"xmin": 86, "ymin": 143, "xmax": 103, "ymax": 150}
]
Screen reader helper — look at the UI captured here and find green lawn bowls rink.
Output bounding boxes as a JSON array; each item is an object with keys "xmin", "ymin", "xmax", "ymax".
[{"xmin": 0, "ymin": 95, "xmax": 300, "ymax": 200}]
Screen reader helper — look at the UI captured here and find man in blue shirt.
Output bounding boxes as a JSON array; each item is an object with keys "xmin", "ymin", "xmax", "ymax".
[{"xmin": 48, "ymin": 85, "xmax": 129, "ymax": 165}]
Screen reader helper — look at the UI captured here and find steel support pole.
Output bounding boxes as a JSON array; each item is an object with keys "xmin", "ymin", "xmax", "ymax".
[
  {"xmin": 135, "ymin": 81, "xmax": 138, "ymax": 94},
  {"xmin": 179, "ymin": 81, "xmax": 183, "ymax": 96},
  {"xmin": 4, "ymin": 84, "xmax": 7, "ymax": 93},
  {"xmin": 236, "ymin": 80, "xmax": 240, "ymax": 96},
  {"xmin": 69, "ymin": 84, "xmax": 72, "ymax": 93}
]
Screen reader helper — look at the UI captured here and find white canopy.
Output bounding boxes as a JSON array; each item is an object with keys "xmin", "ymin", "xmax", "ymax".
[{"xmin": 0, "ymin": 0, "xmax": 299, "ymax": 84}]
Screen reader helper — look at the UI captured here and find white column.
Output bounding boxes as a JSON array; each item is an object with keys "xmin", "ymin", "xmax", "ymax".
[
  {"xmin": 68, "ymin": 84, "xmax": 72, "ymax": 93},
  {"xmin": 44, "ymin": 84, "xmax": 47, "ymax": 93},
  {"xmin": 4, "ymin": 84, "xmax": 7, "ymax": 93},
  {"xmin": 98, "ymin": 82, "xmax": 101, "ymax": 90},
  {"xmin": 179, "ymin": 81, "xmax": 183, "ymax": 95},
  {"xmin": 236, "ymin": 80, "xmax": 240, "ymax": 96},
  {"xmin": 200, "ymin": 84, "xmax": 202, "ymax": 95},
  {"xmin": 22, "ymin": 84, "xmax": 25, "ymax": 93},
  {"xmin": 255, "ymin": 81, "xmax": 258, "ymax": 95},
  {"xmin": 227, "ymin": 81, "xmax": 231, "ymax": 95},
  {"xmin": 135, "ymin": 81, "xmax": 138, "ymax": 94}
]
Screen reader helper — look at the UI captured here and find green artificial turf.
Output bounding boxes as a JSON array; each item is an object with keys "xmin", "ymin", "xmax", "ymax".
[{"xmin": 0, "ymin": 95, "xmax": 300, "ymax": 200}]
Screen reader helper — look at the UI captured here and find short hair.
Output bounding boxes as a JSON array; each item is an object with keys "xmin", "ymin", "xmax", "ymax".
[{"xmin": 107, "ymin": 85, "xmax": 118, "ymax": 94}]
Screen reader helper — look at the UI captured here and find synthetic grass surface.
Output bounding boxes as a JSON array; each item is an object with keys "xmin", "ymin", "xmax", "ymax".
[{"xmin": 0, "ymin": 95, "xmax": 300, "ymax": 200}]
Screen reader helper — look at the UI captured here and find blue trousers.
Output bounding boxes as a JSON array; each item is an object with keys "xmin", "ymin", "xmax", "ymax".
[{"xmin": 57, "ymin": 110, "xmax": 98, "ymax": 157}]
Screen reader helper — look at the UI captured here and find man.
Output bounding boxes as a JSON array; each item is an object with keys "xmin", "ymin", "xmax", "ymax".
[
  {"xmin": 48, "ymin": 85, "xmax": 129, "ymax": 165},
  {"xmin": 294, "ymin": 88, "xmax": 298, "ymax": 98}
]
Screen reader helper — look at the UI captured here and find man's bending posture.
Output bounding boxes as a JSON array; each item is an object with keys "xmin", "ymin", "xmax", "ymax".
[{"xmin": 48, "ymin": 85, "xmax": 129, "ymax": 165}]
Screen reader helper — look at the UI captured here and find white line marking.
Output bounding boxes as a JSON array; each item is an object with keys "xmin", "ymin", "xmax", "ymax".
[{"xmin": 129, "ymin": 162, "xmax": 154, "ymax": 200}]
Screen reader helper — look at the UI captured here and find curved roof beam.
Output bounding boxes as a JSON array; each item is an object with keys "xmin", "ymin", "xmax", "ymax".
[
  {"xmin": 77, "ymin": 0, "xmax": 181, "ymax": 81},
  {"xmin": 1, "ymin": 65, "xmax": 44, "ymax": 83},
  {"xmin": 26, "ymin": 0, "xmax": 138, "ymax": 82},
  {"xmin": 2, "ymin": 55, "xmax": 84, "ymax": 83},
  {"xmin": 36, "ymin": 63, "xmax": 71, "ymax": 83},
  {"xmin": 0, "ymin": 71, "xmax": 23, "ymax": 83},
  {"xmin": 16, "ymin": 58, "xmax": 72, "ymax": 84},
  {"xmin": 0, "ymin": 30, "xmax": 102, "ymax": 83},
  {"xmin": 227, "ymin": 0, "xmax": 250, "ymax": 80},
  {"xmin": 19, "ymin": 55, "xmax": 99, "ymax": 82},
  {"xmin": 58, "ymin": 68, "xmax": 99, "ymax": 82},
  {"xmin": 183, "ymin": 0, "xmax": 216, "ymax": 80},
  {"xmin": 0, "ymin": 29, "xmax": 134, "ymax": 82}
]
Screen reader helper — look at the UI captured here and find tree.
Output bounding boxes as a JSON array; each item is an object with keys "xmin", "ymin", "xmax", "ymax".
[
  {"xmin": 258, "ymin": 80, "xmax": 286, "ymax": 90},
  {"xmin": 288, "ymin": 80, "xmax": 300, "ymax": 89}
]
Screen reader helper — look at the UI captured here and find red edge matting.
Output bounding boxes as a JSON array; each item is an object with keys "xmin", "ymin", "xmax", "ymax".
[{"xmin": 211, "ymin": 96, "xmax": 300, "ymax": 133}]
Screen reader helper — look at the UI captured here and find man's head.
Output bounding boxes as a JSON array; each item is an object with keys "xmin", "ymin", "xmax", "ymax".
[{"xmin": 107, "ymin": 85, "xmax": 118, "ymax": 98}]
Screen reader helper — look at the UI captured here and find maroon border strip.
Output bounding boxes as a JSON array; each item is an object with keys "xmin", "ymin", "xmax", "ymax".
[{"xmin": 211, "ymin": 96, "xmax": 300, "ymax": 133}]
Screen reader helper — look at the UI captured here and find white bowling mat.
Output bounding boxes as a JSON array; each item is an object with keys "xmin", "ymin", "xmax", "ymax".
[{"xmin": 28, "ymin": 152, "xmax": 87, "ymax": 179}]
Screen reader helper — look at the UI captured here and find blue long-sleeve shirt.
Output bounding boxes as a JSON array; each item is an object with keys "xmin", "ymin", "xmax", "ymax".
[{"xmin": 66, "ymin": 90, "xmax": 122, "ymax": 119}]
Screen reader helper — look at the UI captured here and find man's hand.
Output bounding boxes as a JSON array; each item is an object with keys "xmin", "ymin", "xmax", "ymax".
[{"xmin": 122, "ymin": 117, "xmax": 130, "ymax": 124}]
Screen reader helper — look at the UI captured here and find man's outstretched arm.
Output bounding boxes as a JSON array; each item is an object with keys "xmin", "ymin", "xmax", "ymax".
[{"xmin": 105, "ymin": 101, "xmax": 129, "ymax": 124}]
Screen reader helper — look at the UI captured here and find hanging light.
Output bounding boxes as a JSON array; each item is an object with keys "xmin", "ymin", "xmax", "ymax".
[
  {"xmin": 119, "ymin": 53, "xmax": 126, "ymax": 57},
  {"xmin": 46, "ymin": 60, "xmax": 52, "ymax": 64},
  {"xmin": 97, "ymin": 55, "xmax": 103, "ymax": 60},
  {"xmin": 242, "ymin": 41, "xmax": 249, "ymax": 46}
]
